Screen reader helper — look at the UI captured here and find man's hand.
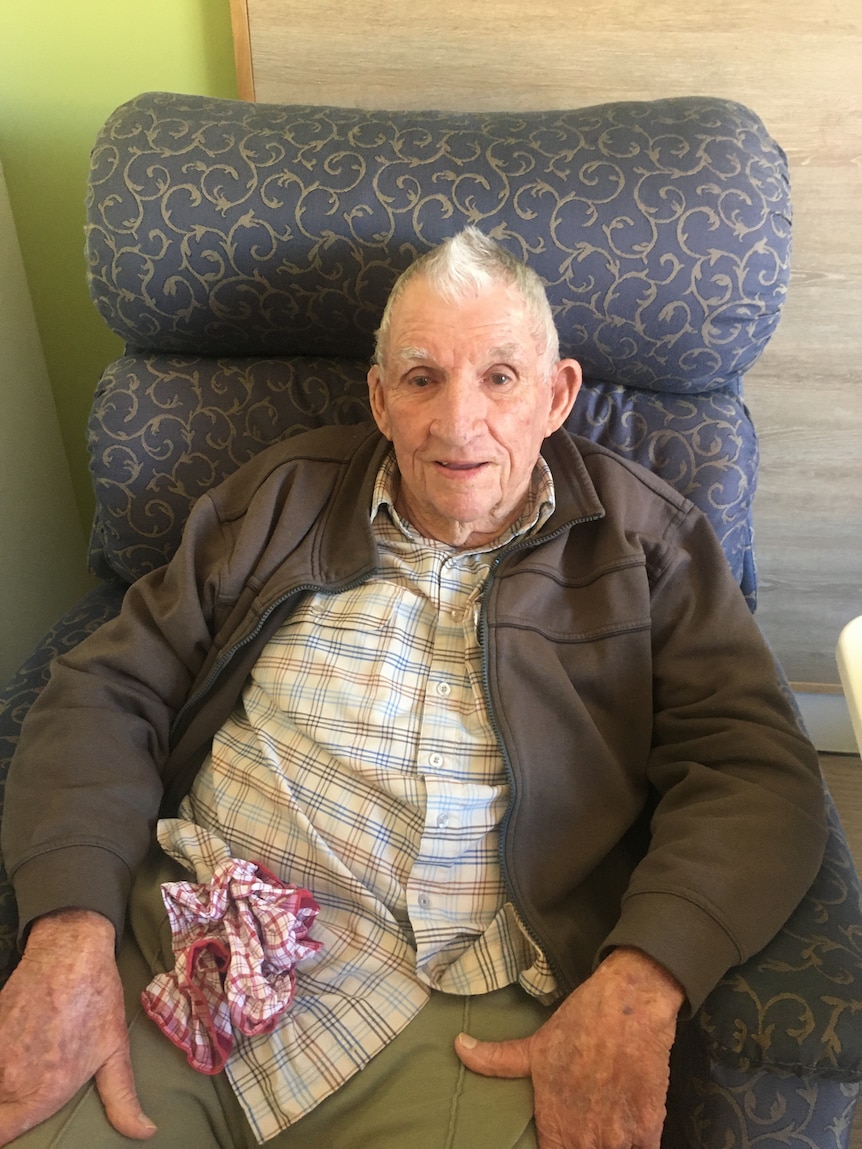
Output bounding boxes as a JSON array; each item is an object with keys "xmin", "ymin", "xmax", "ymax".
[
  {"xmin": 455, "ymin": 947, "xmax": 685, "ymax": 1149},
  {"xmin": 0, "ymin": 909, "xmax": 156, "ymax": 1146}
]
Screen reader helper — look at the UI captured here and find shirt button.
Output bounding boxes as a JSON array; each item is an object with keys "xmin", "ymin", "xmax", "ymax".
[
  {"xmin": 429, "ymin": 752, "xmax": 445, "ymax": 768},
  {"xmin": 435, "ymin": 681, "xmax": 452, "ymax": 697},
  {"xmin": 417, "ymin": 894, "xmax": 431, "ymax": 908},
  {"xmin": 436, "ymin": 813, "xmax": 450, "ymax": 829}
]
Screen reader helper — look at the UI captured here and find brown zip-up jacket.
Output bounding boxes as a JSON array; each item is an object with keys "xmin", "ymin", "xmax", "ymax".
[{"xmin": 4, "ymin": 423, "xmax": 826, "ymax": 1012}]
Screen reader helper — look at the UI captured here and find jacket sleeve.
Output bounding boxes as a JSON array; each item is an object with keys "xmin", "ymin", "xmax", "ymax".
[
  {"xmin": 599, "ymin": 505, "xmax": 828, "ymax": 1012},
  {"xmin": 2, "ymin": 487, "xmax": 231, "ymax": 945}
]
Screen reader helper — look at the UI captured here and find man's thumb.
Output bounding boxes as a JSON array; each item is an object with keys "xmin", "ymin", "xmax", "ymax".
[
  {"xmin": 455, "ymin": 1032, "xmax": 532, "ymax": 1079},
  {"xmin": 95, "ymin": 1046, "xmax": 157, "ymax": 1140}
]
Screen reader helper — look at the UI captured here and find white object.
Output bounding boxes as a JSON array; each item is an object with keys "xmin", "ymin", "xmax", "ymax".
[{"xmin": 837, "ymin": 616, "xmax": 862, "ymax": 757}]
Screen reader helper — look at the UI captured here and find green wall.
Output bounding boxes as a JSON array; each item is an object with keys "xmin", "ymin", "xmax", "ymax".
[{"xmin": 0, "ymin": 0, "xmax": 238, "ymax": 530}]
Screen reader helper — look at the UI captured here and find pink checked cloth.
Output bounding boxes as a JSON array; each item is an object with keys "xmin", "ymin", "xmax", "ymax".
[{"xmin": 141, "ymin": 858, "xmax": 322, "ymax": 1074}]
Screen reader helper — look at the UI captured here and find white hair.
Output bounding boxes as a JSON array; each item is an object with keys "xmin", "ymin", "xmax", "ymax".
[{"xmin": 373, "ymin": 227, "xmax": 560, "ymax": 378}]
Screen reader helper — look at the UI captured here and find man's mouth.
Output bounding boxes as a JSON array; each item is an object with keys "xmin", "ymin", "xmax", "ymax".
[{"xmin": 436, "ymin": 461, "xmax": 486, "ymax": 472}]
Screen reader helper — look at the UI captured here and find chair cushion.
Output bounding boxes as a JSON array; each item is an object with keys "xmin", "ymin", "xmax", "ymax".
[
  {"xmin": 84, "ymin": 93, "xmax": 778, "ymax": 605},
  {"xmin": 86, "ymin": 355, "xmax": 370, "ymax": 581},
  {"xmin": 567, "ymin": 382, "xmax": 757, "ymax": 597},
  {"xmin": 86, "ymin": 93, "xmax": 791, "ymax": 397},
  {"xmin": 697, "ymin": 792, "xmax": 862, "ymax": 1081},
  {"xmin": 87, "ymin": 355, "xmax": 757, "ymax": 593}
]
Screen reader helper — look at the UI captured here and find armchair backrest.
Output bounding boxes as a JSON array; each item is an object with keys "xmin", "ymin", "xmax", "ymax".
[{"xmin": 84, "ymin": 93, "xmax": 791, "ymax": 602}]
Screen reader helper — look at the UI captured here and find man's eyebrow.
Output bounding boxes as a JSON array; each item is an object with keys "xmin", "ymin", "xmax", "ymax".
[
  {"xmin": 488, "ymin": 344, "xmax": 526, "ymax": 364},
  {"xmin": 391, "ymin": 343, "xmax": 529, "ymax": 370},
  {"xmin": 394, "ymin": 344, "xmax": 527, "ymax": 363},
  {"xmin": 394, "ymin": 346, "xmax": 431, "ymax": 363}
]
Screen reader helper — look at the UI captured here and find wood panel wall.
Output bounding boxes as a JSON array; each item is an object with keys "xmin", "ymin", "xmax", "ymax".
[{"xmin": 230, "ymin": 0, "xmax": 862, "ymax": 685}]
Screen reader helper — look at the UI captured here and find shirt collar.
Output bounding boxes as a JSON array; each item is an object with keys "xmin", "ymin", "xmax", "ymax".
[{"xmin": 370, "ymin": 448, "xmax": 556, "ymax": 552}]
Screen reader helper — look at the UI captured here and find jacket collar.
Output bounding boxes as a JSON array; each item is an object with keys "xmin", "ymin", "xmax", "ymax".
[
  {"xmin": 537, "ymin": 429, "xmax": 606, "ymax": 533},
  {"xmin": 318, "ymin": 424, "xmax": 605, "ymax": 581}
]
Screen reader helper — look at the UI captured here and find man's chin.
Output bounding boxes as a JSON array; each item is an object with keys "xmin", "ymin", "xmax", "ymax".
[{"xmin": 421, "ymin": 498, "xmax": 515, "ymax": 548}]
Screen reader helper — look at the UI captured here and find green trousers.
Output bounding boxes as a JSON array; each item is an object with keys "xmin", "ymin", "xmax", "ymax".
[{"xmin": 13, "ymin": 855, "xmax": 552, "ymax": 1149}]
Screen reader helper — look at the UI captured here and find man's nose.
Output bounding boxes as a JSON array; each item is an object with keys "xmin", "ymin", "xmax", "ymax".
[{"xmin": 430, "ymin": 374, "xmax": 483, "ymax": 443}]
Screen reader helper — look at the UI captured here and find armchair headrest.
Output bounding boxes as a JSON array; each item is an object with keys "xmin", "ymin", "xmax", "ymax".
[{"xmin": 86, "ymin": 93, "xmax": 790, "ymax": 396}]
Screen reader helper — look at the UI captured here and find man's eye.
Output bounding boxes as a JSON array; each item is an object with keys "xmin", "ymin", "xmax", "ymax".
[
  {"xmin": 409, "ymin": 374, "xmax": 433, "ymax": 388},
  {"xmin": 489, "ymin": 372, "xmax": 512, "ymax": 386}
]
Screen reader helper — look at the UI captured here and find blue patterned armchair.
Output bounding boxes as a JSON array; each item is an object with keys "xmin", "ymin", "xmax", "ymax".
[{"xmin": 1, "ymin": 92, "xmax": 861, "ymax": 1147}]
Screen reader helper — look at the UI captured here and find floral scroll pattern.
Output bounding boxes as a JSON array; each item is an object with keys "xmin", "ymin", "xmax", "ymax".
[
  {"xmin": 667, "ymin": 1040, "xmax": 861, "ymax": 1148},
  {"xmin": 86, "ymin": 93, "xmax": 791, "ymax": 394},
  {"xmin": 81, "ymin": 91, "xmax": 786, "ymax": 601},
  {"xmin": 86, "ymin": 355, "xmax": 371, "ymax": 581}
]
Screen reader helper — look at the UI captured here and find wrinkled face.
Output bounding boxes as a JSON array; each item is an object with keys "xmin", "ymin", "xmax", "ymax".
[{"xmin": 368, "ymin": 276, "xmax": 581, "ymax": 548}]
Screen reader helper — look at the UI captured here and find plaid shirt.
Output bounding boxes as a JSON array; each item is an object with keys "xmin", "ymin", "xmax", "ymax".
[{"xmin": 157, "ymin": 451, "xmax": 560, "ymax": 1143}]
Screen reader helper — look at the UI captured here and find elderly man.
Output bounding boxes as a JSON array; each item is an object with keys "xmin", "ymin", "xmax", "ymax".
[{"xmin": 0, "ymin": 228, "xmax": 825, "ymax": 1149}]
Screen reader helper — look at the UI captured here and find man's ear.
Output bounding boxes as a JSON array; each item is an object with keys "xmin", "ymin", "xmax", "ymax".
[
  {"xmin": 367, "ymin": 364, "xmax": 392, "ymax": 440},
  {"xmin": 545, "ymin": 359, "xmax": 582, "ymax": 436}
]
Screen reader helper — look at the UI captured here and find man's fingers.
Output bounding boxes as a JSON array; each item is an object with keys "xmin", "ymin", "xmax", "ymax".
[
  {"xmin": 455, "ymin": 1032, "xmax": 533, "ymax": 1079},
  {"xmin": 95, "ymin": 1047, "xmax": 157, "ymax": 1141}
]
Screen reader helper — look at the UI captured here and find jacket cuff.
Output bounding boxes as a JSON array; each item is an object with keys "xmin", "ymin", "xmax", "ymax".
[
  {"xmin": 11, "ymin": 845, "xmax": 133, "ymax": 952},
  {"xmin": 598, "ymin": 890, "xmax": 744, "ymax": 1015}
]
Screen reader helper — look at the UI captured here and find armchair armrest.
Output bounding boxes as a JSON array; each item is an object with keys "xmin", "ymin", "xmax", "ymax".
[
  {"xmin": 0, "ymin": 578, "xmax": 127, "ymax": 985},
  {"xmin": 696, "ymin": 790, "xmax": 862, "ymax": 1082}
]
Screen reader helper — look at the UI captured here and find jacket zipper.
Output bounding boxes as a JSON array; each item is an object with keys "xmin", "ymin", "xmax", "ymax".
[{"xmin": 479, "ymin": 512, "xmax": 603, "ymax": 993}]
